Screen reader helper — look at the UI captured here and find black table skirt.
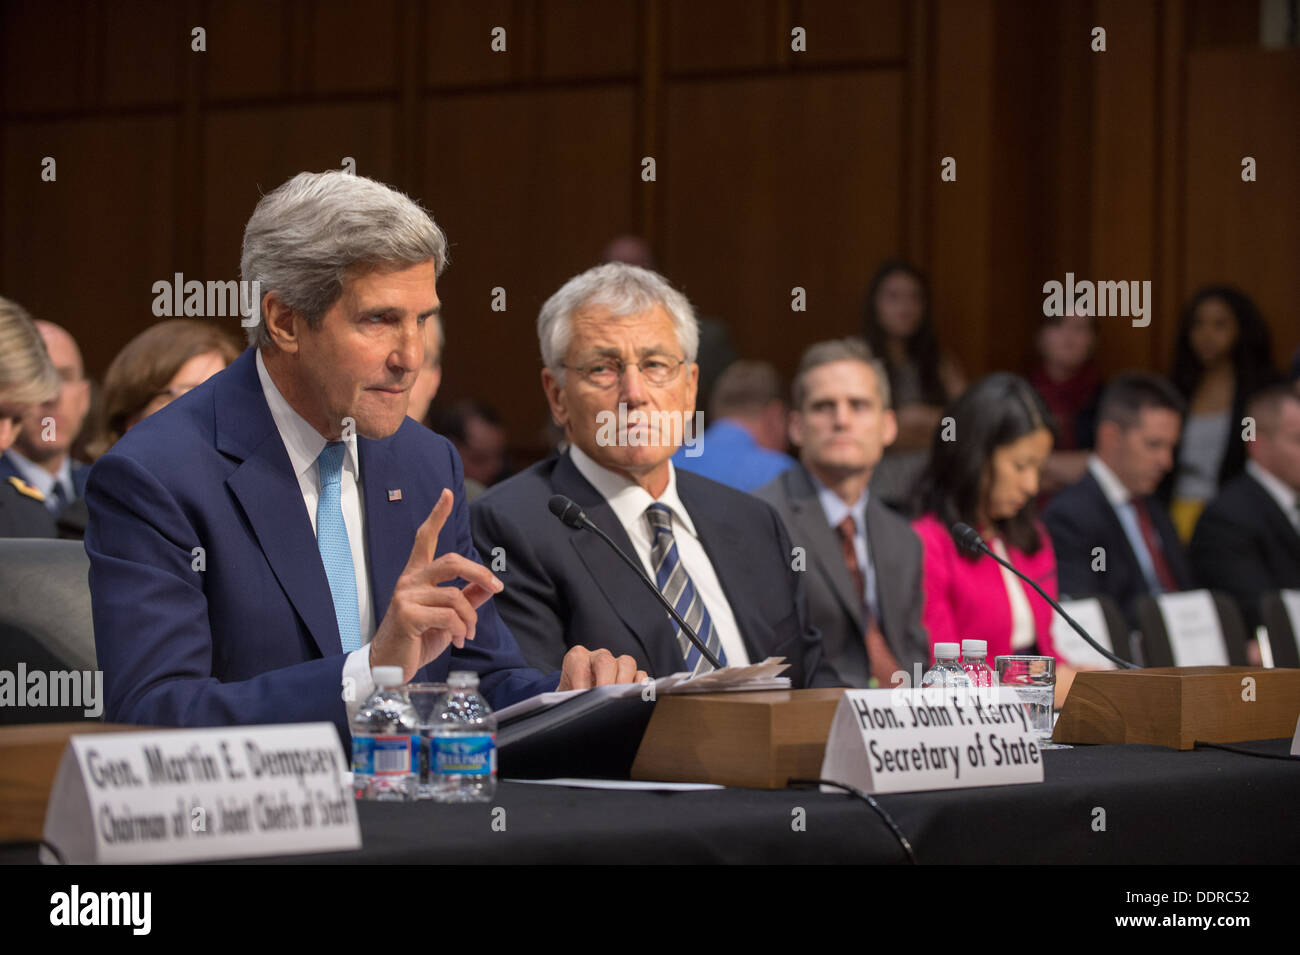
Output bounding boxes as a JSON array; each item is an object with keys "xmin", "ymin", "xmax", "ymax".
[{"xmin": 221, "ymin": 738, "xmax": 1299, "ymax": 865}]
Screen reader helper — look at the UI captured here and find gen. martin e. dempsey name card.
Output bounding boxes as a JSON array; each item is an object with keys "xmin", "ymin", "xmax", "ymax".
[
  {"xmin": 42, "ymin": 723, "xmax": 360, "ymax": 863},
  {"xmin": 820, "ymin": 689, "xmax": 1045, "ymax": 794}
]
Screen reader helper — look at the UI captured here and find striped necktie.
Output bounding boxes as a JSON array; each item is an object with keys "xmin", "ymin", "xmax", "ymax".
[
  {"xmin": 645, "ymin": 502, "xmax": 727, "ymax": 674},
  {"xmin": 316, "ymin": 442, "xmax": 362, "ymax": 653}
]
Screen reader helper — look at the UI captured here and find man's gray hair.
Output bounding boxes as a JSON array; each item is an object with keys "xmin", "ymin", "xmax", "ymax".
[
  {"xmin": 240, "ymin": 170, "xmax": 448, "ymax": 348},
  {"xmin": 791, "ymin": 337, "xmax": 892, "ymax": 410},
  {"xmin": 537, "ymin": 262, "xmax": 699, "ymax": 380}
]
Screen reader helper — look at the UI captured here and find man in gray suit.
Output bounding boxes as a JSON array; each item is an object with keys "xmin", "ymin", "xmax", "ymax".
[{"xmin": 756, "ymin": 338, "xmax": 929, "ymax": 687}]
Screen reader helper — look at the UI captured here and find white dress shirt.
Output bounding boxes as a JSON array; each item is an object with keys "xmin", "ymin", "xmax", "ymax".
[
  {"xmin": 1089, "ymin": 454, "xmax": 1165, "ymax": 594},
  {"xmin": 568, "ymin": 444, "xmax": 751, "ymax": 668},
  {"xmin": 990, "ymin": 537, "xmax": 1036, "ymax": 649},
  {"xmin": 1246, "ymin": 460, "xmax": 1300, "ymax": 534},
  {"xmin": 255, "ymin": 350, "xmax": 376, "ymax": 720}
]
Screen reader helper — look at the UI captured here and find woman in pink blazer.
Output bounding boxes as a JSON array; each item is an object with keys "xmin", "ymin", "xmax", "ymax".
[{"xmin": 910, "ymin": 374, "xmax": 1072, "ymax": 678}]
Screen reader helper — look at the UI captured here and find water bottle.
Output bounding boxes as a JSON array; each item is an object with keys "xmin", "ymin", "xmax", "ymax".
[
  {"xmin": 430, "ymin": 671, "xmax": 497, "ymax": 803},
  {"xmin": 921, "ymin": 643, "xmax": 971, "ymax": 688},
  {"xmin": 351, "ymin": 666, "xmax": 416, "ymax": 801},
  {"xmin": 961, "ymin": 639, "xmax": 997, "ymax": 688}
]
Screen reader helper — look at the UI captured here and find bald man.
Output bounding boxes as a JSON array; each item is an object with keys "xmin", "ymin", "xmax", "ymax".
[{"xmin": 0, "ymin": 321, "xmax": 92, "ymax": 516}]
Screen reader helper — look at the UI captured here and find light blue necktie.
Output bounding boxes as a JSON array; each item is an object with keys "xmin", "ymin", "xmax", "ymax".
[
  {"xmin": 316, "ymin": 442, "xmax": 362, "ymax": 653},
  {"xmin": 645, "ymin": 503, "xmax": 727, "ymax": 674}
]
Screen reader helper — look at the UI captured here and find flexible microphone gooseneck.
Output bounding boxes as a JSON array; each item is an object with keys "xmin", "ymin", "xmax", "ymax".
[
  {"xmin": 951, "ymin": 522, "xmax": 1139, "ymax": 670},
  {"xmin": 548, "ymin": 494, "xmax": 724, "ymax": 670}
]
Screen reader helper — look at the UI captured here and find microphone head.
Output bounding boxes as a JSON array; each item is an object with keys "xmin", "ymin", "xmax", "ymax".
[
  {"xmin": 548, "ymin": 494, "xmax": 587, "ymax": 529},
  {"xmin": 952, "ymin": 522, "xmax": 986, "ymax": 557}
]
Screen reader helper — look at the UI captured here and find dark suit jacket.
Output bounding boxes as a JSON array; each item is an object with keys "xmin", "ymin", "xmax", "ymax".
[
  {"xmin": 85, "ymin": 348, "xmax": 555, "ymax": 747},
  {"xmin": 1190, "ymin": 471, "xmax": 1300, "ymax": 631},
  {"xmin": 755, "ymin": 465, "xmax": 929, "ymax": 686},
  {"xmin": 1044, "ymin": 470, "xmax": 1193, "ymax": 627},
  {"xmin": 469, "ymin": 452, "xmax": 828, "ymax": 689}
]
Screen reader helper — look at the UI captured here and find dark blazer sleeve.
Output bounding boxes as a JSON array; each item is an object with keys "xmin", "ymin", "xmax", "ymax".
[
  {"xmin": 470, "ymin": 490, "xmax": 572, "ymax": 674},
  {"xmin": 85, "ymin": 451, "xmax": 353, "ymax": 738},
  {"xmin": 440, "ymin": 443, "xmax": 560, "ymax": 707}
]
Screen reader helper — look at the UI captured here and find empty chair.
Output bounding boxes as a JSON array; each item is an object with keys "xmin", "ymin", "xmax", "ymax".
[
  {"xmin": 1135, "ymin": 589, "xmax": 1249, "ymax": 668},
  {"xmin": 1258, "ymin": 591, "xmax": 1300, "ymax": 669},
  {"xmin": 1051, "ymin": 595, "xmax": 1134, "ymax": 668}
]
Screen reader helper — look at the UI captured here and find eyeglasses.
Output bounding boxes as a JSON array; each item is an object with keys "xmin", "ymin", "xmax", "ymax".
[{"xmin": 563, "ymin": 356, "xmax": 687, "ymax": 389}]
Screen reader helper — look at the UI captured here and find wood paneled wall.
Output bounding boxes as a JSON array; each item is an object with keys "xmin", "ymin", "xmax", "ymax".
[{"xmin": 2, "ymin": 0, "xmax": 1296, "ymax": 450}]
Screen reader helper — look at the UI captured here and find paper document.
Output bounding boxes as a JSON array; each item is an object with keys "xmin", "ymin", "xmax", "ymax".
[{"xmin": 664, "ymin": 656, "xmax": 792, "ymax": 694}]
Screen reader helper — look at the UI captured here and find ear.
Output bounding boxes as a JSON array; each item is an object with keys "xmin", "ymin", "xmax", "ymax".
[
  {"xmin": 685, "ymin": 360, "xmax": 699, "ymax": 415},
  {"xmin": 263, "ymin": 291, "xmax": 302, "ymax": 355},
  {"xmin": 541, "ymin": 367, "xmax": 569, "ymax": 431},
  {"xmin": 0, "ymin": 416, "xmax": 18, "ymax": 453}
]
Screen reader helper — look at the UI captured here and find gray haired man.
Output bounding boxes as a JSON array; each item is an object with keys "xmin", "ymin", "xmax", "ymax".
[{"xmin": 470, "ymin": 262, "xmax": 831, "ymax": 687}]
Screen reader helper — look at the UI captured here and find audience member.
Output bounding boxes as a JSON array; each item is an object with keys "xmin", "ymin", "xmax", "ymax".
[
  {"xmin": 911, "ymin": 375, "xmax": 1070, "ymax": 695},
  {"xmin": 440, "ymin": 399, "xmax": 511, "ymax": 493},
  {"xmin": 0, "ymin": 321, "xmax": 92, "ymax": 521},
  {"xmin": 0, "ymin": 297, "xmax": 60, "ymax": 538},
  {"xmin": 471, "ymin": 262, "xmax": 827, "ymax": 686},
  {"xmin": 86, "ymin": 319, "xmax": 242, "ymax": 461},
  {"xmin": 1044, "ymin": 373, "xmax": 1193, "ymax": 628},
  {"xmin": 1190, "ymin": 384, "xmax": 1300, "ymax": 634},
  {"xmin": 861, "ymin": 259, "xmax": 965, "ymax": 510},
  {"xmin": 756, "ymin": 338, "xmax": 928, "ymax": 686},
  {"xmin": 672, "ymin": 360, "xmax": 795, "ymax": 491},
  {"xmin": 1164, "ymin": 285, "xmax": 1279, "ymax": 540},
  {"xmin": 1029, "ymin": 310, "xmax": 1102, "ymax": 497}
]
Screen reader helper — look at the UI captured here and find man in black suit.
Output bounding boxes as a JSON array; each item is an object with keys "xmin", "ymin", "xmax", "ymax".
[
  {"xmin": 1190, "ymin": 384, "xmax": 1300, "ymax": 632},
  {"xmin": 471, "ymin": 263, "xmax": 826, "ymax": 687},
  {"xmin": 756, "ymin": 338, "xmax": 928, "ymax": 687},
  {"xmin": 1044, "ymin": 372, "xmax": 1194, "ymax": 627}
]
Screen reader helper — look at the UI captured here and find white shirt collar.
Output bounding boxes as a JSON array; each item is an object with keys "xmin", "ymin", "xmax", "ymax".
[
  {"xmin": 255, "ymin": 348, "xmax": 359, "ymax": 482},
  {"xmin": 567, "ymin": 443, "xmax": 698, "ymax": 539},
  {"xmin": 810, "ymin": 472, "xmax": 868, "ymax": 534},
  {"xmin": 1089, "ymin": 454, "xmax": 1132, "ymax": 508},
  {"xmin": 1246, "ymin": 459, "xmax": 1299, "ymax": 517},
  {"xmin": 4, "ymin": 449, "xmax": 72, "ymax": 499}
]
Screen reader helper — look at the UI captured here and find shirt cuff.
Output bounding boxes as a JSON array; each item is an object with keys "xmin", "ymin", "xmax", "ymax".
[{"xmin": 343, "ymin": 645, "xmax": 375, "ymax": 732}]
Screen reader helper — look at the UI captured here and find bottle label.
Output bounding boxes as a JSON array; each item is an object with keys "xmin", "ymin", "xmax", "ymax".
[
  {"xmin": 357, "ymin": 734, "xmax": 412, "ymax": 776},
  {"xmin": 433, "ymin": 734, "xmax": 497, "ymax": 776}
]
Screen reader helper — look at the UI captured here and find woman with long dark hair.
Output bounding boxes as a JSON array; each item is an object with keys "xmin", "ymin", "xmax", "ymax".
[
  {"xmin": 861, "ymin": 259, "xmax": 964, "ymax": 509},
  {"xmin": 911, "ymin": 374, "xmax": 1076, "ymax": 699},
  {"xmin": 1165, "ymin": 284, "xmax": 1278, "ymax": 541}
]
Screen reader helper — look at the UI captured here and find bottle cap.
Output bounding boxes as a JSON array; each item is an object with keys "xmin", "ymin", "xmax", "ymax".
[
  {"xmin": 448, "ymin": 670, "xmax": 479, "ymax": 688},
  {"xmin": 372, "ymin": 666, "xmax": 404, "ymax": 687},
  {"xmin": 961, "ymin": 639, "xmax": 988, "ymax": 655},
  {"xmin": 934, "ymin": 643, "xmax": 960, "ymax": 658}
]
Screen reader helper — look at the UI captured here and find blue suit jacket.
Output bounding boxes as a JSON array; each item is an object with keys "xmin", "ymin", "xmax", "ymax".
[{"xmin": 85, "ymin": 348, "xmax": 556, "ymax": 746}]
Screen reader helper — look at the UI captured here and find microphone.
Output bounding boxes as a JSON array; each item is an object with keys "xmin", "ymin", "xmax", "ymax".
[
  {"xmin": 951, "ymin": 522, "xmax": 1139, "ymax": 670},
  {"xmin": 547, "ymin": 494, "xmax": 723, "ymax": 670}
]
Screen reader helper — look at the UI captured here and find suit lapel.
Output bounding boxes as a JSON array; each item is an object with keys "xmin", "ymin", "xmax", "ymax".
[
  {"xmin": 863, "ymin": 496, "xmax": 899, "ymax": 635},
  {"xmin": 553, "ymin": 455, "xmax": 680, "ymax": 674},
  {"xmin": 1082, "ymin": 474, "xmax": 1146, "ymax": 576},
  {"xmin": 218, "ymin": 350, "xmax": 341, "ymax": 658},
  {"xmin": 785, "ymin": 468, "xmax": 865, "ymax": 633},
  {"xmin": 359, "ymin": 437, "xmax": 410, "ymax": 621}
]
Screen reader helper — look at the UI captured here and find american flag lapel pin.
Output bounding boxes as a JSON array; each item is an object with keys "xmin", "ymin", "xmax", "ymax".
[{"xmin": 387, "ymin": 489, "xmax": 403, "ymax": 502}]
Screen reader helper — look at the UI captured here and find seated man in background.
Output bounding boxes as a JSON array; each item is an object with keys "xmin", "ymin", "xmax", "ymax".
[
  {"xmin": 0, "ymin": 320, "xmax": 92, "ymax": 521},
  {"xmin": 471, "ymin": 262, "xmax": 827, "ymax": 687},
  {"xmin": 672, "ymin": 359, "xmax": 795, "ymax": 492},
  {"xmin": 0, "ymin": 297, "xmax": 61, "ymax": 538},
  {"xmin": 85, "ymin": 171, "xmax": 641, "ymax": 747},
  {"xmin": 756, "ymin": 338, "xmax": 928, "ymax": 686},
  {"xmin": 1044, "ymin": 372, "xmax": 1194, "ymax": 628},
  {"xmin": 1190, "ymin": 384, "xmax": 1300, "ymax": 635}
]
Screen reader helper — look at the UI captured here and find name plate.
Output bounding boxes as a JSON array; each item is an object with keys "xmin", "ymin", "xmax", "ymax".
[
  {"xmin": 42, "ymin": 723, "xmax": 361, "ymax": 863},
  {"xmin": 819, "ymin": 689, "xmax": 1045, "ymax": 794}
]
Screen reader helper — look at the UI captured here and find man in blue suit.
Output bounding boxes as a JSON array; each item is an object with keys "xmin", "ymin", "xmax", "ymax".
[{"xmin": 85, "ymin": 171, "xmax": 643, "ymax": 747}]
